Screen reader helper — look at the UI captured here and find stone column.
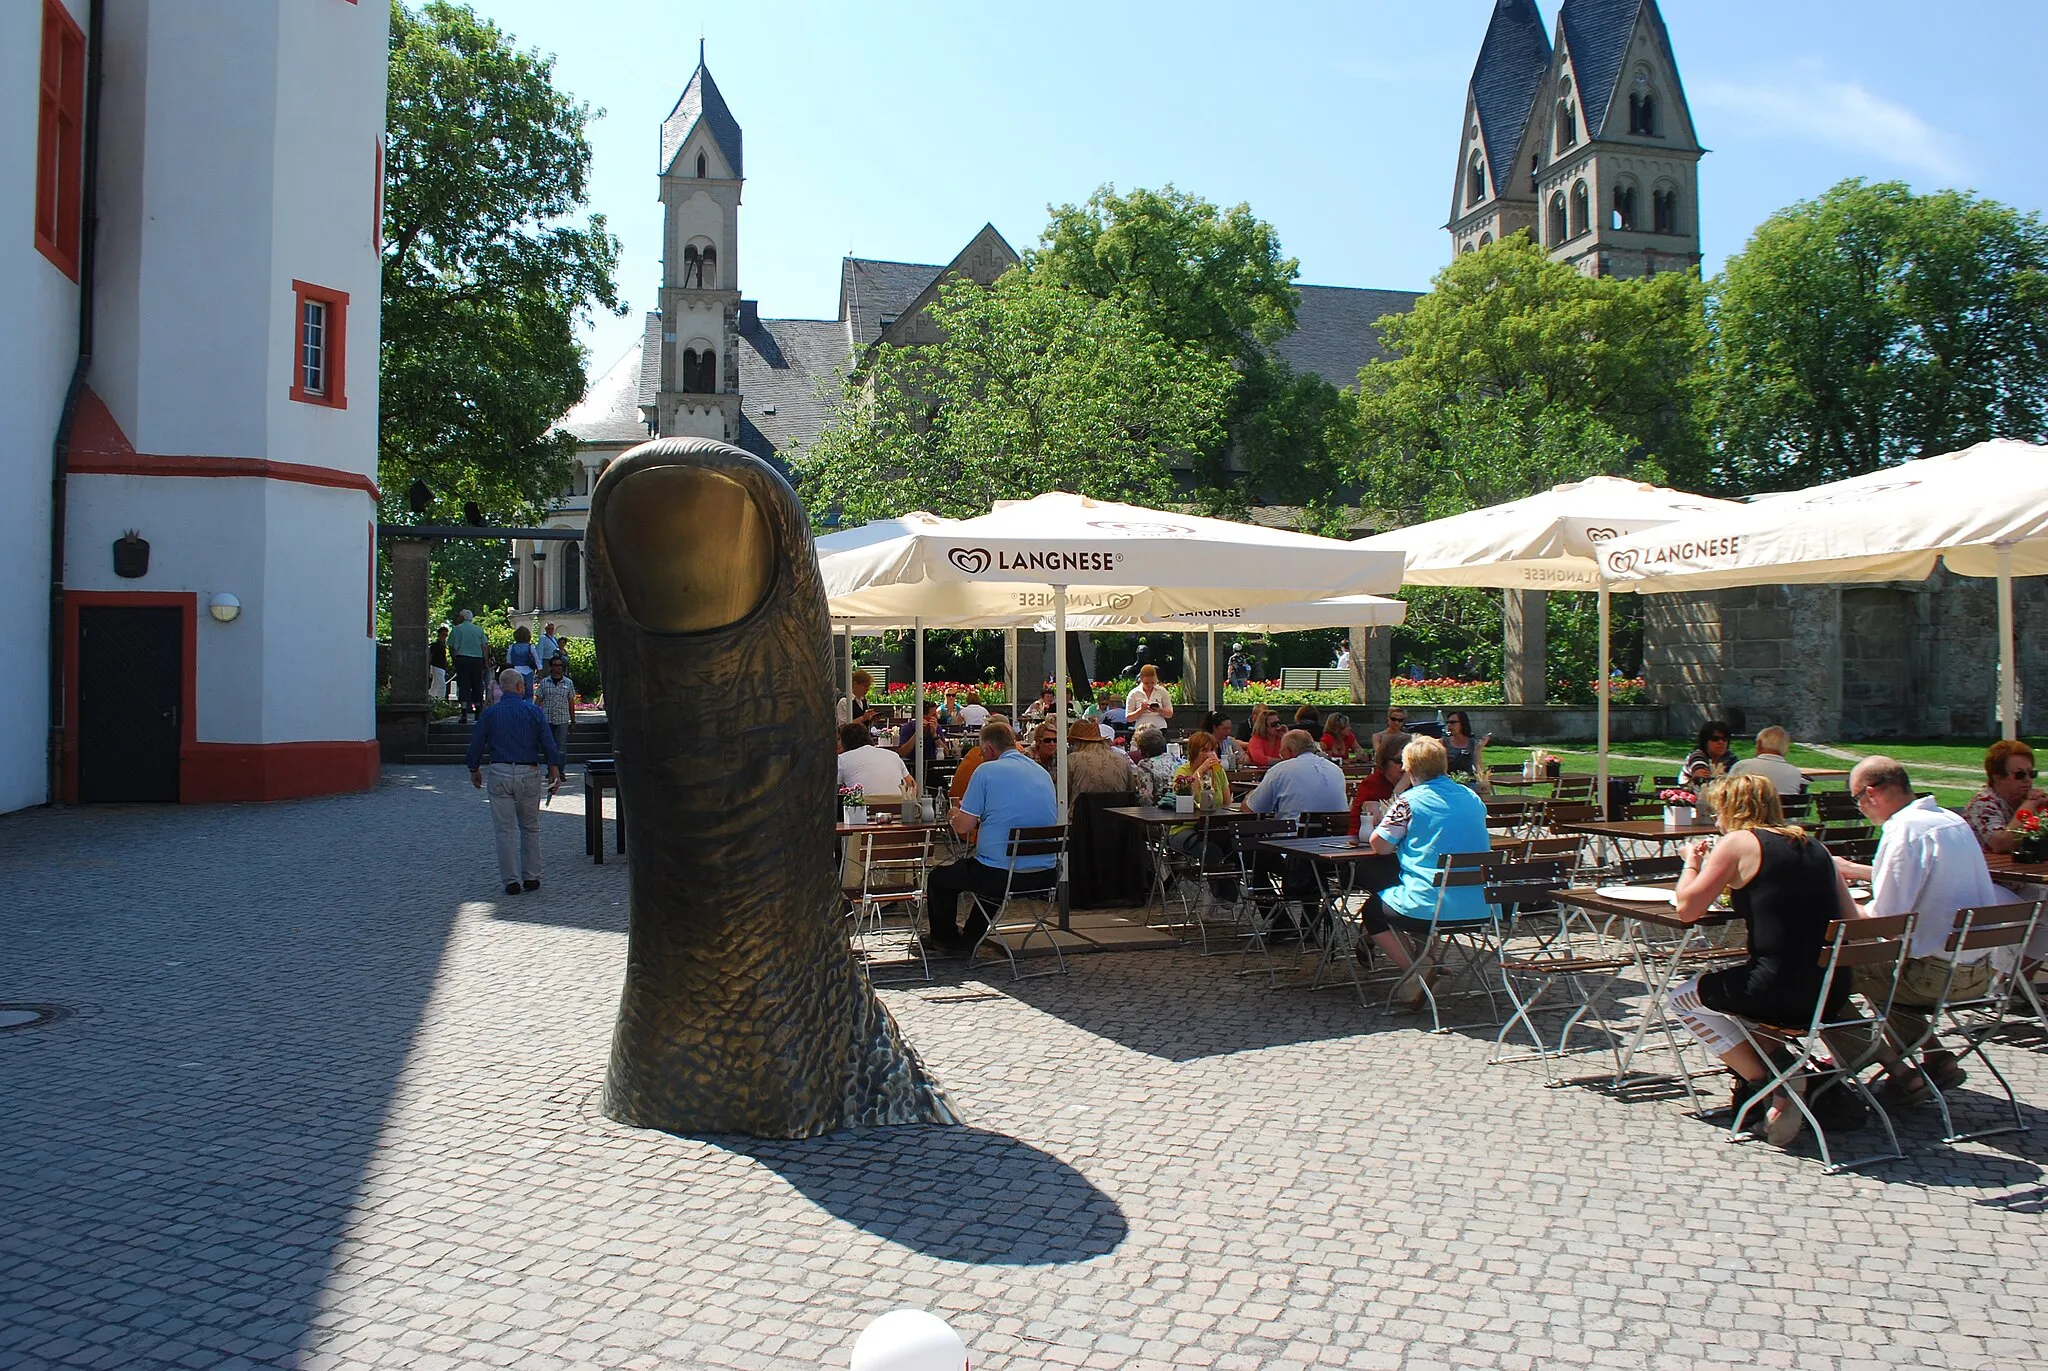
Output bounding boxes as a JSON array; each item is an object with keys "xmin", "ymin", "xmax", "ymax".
[
  {"xmin": 386, "ymin": 539, "xmax": 431, "ymax": 704},
  {"xmin": 1360, "ymin": 625, "xmax": 1392, "ymax": 719},
  {"xmin": 1503, "ymin": 589, "xmax": 1548, "ymax": 706},
  {"xmin": 376, "ymin": 537, "xmax": 434, "ymax": 761}
]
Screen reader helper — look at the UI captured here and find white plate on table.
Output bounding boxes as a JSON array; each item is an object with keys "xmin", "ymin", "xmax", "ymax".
[{"xmin": 1594, "ymin": 884, "xmax": 1678, "ymax": 904}]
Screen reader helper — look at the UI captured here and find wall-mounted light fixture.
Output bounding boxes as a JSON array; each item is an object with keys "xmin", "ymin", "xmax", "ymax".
[{"xmin": 208, "ymin": 592, "xmax": 242, "ymax": 623}]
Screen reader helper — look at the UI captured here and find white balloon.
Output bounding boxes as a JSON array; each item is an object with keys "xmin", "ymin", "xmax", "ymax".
[{"xmin": 848, "ymin": 1309, "xmax": 969, "ymax": 1371}]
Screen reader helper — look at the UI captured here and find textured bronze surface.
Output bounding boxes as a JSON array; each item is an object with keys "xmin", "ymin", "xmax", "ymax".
[{"xmin": 586, "ymin": 437, "xmax": 956, "ymax": 1138}]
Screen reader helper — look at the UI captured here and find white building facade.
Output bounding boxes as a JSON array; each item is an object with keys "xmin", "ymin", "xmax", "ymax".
[{"xmin": 4, "ymin": 0, "xmax": 388, "ymax": 809}]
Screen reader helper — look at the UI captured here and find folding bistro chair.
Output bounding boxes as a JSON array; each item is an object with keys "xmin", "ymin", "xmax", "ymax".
[
  {"xmin": 1730, "ymin": 913, "xmax": 1917, "ymax": 1173},
  {"xmin": 1295, "ymin": 811, "xmax": 1352, "ymax": 838},
  {"xmin": 1384, "ymin": 850, "xmax": 1509, "ymax": 1033},
  {"xmin": 847, "ymin": 825, "xmax": 936, "ymax": 984},
  {"xmin": 1494, "ymin": 859, "xmax": 1632, "ymax": 1079},
  {"xmin": 1897, "ymin": 901, "xmax": 2045, "ymax": 1144},
  {"xmin": 1225, "ymin": 817, "xmax": 1308, "ymax": 983},
  {"xmin": 968, "ymin": 824, "xmax": 1070, "ymax": 982}
]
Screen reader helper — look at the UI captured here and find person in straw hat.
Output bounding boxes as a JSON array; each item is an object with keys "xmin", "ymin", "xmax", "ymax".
[{"xmin": 1066, "ymin": 718, "xmax": 1136, "ymax": 795}]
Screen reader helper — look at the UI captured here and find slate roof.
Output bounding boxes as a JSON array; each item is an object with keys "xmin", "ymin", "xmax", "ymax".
[
  {"xmin": 659, "ymin": 57, "xmax": 744, "ymax": 176},
  {"xmin": 1469, "ymin": 0, "xmax": 1552, "ymax": 193},
  {"xmin": 1559, "ymin": 0, "xmax": 1643, "ymax": 138},
  {"xmin": 634, "ymin": 310, "xmax": 661, "ymax": 422},
  {"xmin": 1270, "ymin": 286, "xmax": 1423, "ymax": 388},
  {"xmin": 734, "ymin": 312, "xmax": 849, "ymax": 477},
  {"xmin": 560, "ymin": 327, "xmax": 656, "ymax": 445},
  {"xmin": 838, "ymin": 257, "xmax": 943, "ymax": 353}
]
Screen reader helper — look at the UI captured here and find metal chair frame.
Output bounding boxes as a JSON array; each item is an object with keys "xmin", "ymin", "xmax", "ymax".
[
  {"xmin": 848, "ymin": 825, "xmax": 936, "ymax": 984},
  {"xmin": 1729, "ymin": 913, "xmax": 1917, "ymax": 1173},
  {"xmin": 1895, "ymin": 901, "xmax": 2044, "ymax": 1143},
  {"xmin": 1383, "ymin": 850, "xmax": 1509, "ymax": 1032},
  {"xmin": 968, "ymin": 824, "xmax": 1070, "ymax": 982}
]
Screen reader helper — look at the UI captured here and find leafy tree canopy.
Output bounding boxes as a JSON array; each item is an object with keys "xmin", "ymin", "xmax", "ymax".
[
  {"xmin": 1708, "ymin": 178, "xmax": 2048, "ymax": 493},
  {"xmin": 381, "ymin": 0, "xmax": 621, "ymax": 528},
  {"xmin": 795, "ymin": 273, "xmax": 1237, "ymax": 526},
  {"xmin": 1352, "ymin": 233, "xmax": 1707, "ymax": 523},
  {"xmin": 1031, "ymin": 184, "xmax": 1301, "ymax": 355}
]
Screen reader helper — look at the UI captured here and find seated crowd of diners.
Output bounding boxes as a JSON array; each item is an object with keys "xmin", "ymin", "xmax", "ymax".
[{"xmin": 837, "ymin": 679, "xmax": 2041, "ymax": 1148}]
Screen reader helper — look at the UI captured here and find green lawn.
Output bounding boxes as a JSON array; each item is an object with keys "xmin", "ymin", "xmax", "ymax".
[{"xmin": 1483, "ymin": 737, "xmax": 2018, "ymax": 810}]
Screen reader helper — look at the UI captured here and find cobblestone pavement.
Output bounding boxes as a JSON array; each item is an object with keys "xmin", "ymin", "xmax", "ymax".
[{"xmin": 5, "ymin": 768, "xmax": 2048, "ymax": 1371}]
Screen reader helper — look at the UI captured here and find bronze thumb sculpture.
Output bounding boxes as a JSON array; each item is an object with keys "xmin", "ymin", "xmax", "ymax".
[{"xmin": 585, "ymin": 437, "xmax": 955, "ymax": 1137}]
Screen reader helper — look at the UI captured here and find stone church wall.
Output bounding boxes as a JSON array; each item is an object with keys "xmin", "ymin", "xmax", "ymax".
[{"xmin": 1644, "ymin": 569, "xmax": 2044, "ymax": 741}]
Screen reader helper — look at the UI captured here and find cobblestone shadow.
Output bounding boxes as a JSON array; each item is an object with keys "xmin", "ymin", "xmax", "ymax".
[{"xmin": 731, "ymin": 1125, "xmax": 1127, "ymax": 1264}]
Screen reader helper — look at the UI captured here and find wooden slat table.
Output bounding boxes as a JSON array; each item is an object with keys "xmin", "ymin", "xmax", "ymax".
[{"xmin": 1555, "ymin": 819, "xmax": 1719, "ymax": 844}]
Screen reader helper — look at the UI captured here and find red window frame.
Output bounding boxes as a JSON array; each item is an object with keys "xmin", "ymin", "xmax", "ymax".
[
  {"xmin": 289, "ymin": 280, "xmax": 349, "ymax": 409},
  {"xmin": 35, "ymin": 0, "xmax": 87, "ymax": 280}
]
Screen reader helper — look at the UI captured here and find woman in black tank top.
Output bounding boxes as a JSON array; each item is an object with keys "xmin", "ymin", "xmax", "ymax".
[{"xmin": 1667, "ymin": 774, "xmax": 1860, "ymax": 1146}]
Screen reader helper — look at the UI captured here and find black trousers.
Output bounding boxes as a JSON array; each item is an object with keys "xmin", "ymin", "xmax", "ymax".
[
  {"xmin": 926, "ymin": 858, "xmax": 1056, "ymax": 946},
  {"xmin": 455, "ymin": 655, "xmax": 486, "ymax": 708}
]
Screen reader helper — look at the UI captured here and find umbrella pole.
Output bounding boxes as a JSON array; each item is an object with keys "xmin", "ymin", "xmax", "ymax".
[
  {"xmin": 1207, "ymin": 628, "xmax": 1218, "ymax": 718},
  {"xmin": 1998, "ymin": 546, "xmax": 2017, "ymax": 742},
  {"xmin": 1005, "ymin": 628, "xmax": 1018, "ymax": 726},
  {"xmin": 1054, "ymin": 588, "xmax": 1069, "ymax": 820},
  {"xmin": 914, "ymin": 618, "xmax": 926, "ymax": 805},
  {"xmin": 1597, "ymin": 584, "xmax": 1612, "ymax": 818}
]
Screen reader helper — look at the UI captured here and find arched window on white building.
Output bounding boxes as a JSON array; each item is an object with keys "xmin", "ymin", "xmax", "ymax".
[{"xmin": 1569, "ymin": 181, "xmax": 1589, "ymax": 238}]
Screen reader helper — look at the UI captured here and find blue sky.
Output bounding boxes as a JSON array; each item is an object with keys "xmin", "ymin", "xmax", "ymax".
[{"xmin": 460, "ymin": 0, "xmax": 2048, "ymax": 380}]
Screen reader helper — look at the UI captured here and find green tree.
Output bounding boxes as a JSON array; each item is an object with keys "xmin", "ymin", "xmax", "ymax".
[
  {"xmin": 796, "ymin": 273, "xmax": 1236, "ymax": 525},
  {"xmin": 1029, "ymin": 184, "xmax": 1353, "ymax": 516},
  {"xmin": 381, "ymin": 0, "xmax": 621, "ymax": 531},
  {"xmin": 1352, "ymin": 233, "xmax": 1706, "ymax": 520},
  {"xmin": 1709, "ymin": 179, "xmax": 2048, "ymax": 492}
]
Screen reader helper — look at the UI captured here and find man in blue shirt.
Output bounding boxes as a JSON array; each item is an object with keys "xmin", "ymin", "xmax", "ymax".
[
  {"xmin": 1244, "ymin": 729, "xmax": 1350, "ymax": 928},
  {"xmin": 466, "ymin": 668, "xmax": 564, "ymax": 895},
  {"xmin": 926, "ymin": 719, "xmax": 1058, "ymax": 952}
]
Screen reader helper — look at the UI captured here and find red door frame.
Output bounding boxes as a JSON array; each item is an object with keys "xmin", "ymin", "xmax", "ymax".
[{"xmin": 61, "ymin": 590, "xmax": 199, "ymax": 805}]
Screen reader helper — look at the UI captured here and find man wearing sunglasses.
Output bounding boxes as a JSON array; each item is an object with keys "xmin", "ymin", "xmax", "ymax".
[
  {"xmin": 1835, "ymin": 756, "xmax": 2000, "ymax": 1105},
  {"xmin": 1963, "ymin": 740, "xmax": 2048, "ymax": 854}
]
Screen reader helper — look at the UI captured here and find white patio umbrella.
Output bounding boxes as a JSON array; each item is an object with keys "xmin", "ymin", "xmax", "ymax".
[
  {"xmin": 1596, "ymin": 440, "xmax": 2048, "ymax": 741},
  {"xmin": 819, "ymin": 492, "xmax": 1407, "ymax": 811},
  {"xmin": 1352, "ymin": 476, "xmax": 1748, "ymax": 806}
]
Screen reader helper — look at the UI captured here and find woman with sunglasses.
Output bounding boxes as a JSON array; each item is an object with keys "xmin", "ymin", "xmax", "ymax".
[
  {"xmin": 1442, "ymin": 710, "xmax": 1489, "ymax": 776},
  {"xmin": 1682, "ymin": 720, "xmax": 1741, "ymax": 787},
  {"xmin": 1963, "ymin": 739, "xmax": 2048, "ymax": 853},
  {"xmin": 1246, "ymin": 708, "xmax": 1288, "ymax": 768}
]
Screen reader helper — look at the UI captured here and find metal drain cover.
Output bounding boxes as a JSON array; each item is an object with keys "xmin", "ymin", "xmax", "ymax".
[{"xmin": 0, "ymin": 1004, "xmax": 68, "ymax": 1033}]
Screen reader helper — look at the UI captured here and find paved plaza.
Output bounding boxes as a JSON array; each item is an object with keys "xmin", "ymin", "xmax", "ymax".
[{"xmin": 5, "ymin": 770, "xmax": 2048, "ymax": 1371}]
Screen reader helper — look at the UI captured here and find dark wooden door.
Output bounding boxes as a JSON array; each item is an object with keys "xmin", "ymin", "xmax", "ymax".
[{"xmin": 77, "ymin": 605, "xmax": 183, "ymax": 803}]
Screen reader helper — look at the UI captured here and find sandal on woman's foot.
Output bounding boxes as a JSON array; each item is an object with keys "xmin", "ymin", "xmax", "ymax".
[{"xmin": 1765, "ymin": 1077, "xmax": 1806, "ymax": 1147}]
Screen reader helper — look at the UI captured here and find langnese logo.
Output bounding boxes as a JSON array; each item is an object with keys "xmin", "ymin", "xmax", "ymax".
[
  {"xmin": 1583, "ymin": 526, "xmax": 1621, "ymax": 542},
  {"xmin": 946, "ymin": 545, "xmax": 1126, "ymax": 575},
  {"xmin": 1605, "ymin": 534, "xmax": 1744, "ymax": 575},
  {"xmin": 947, "ymin": 547, "xmax": 992, "ymax": 574}
]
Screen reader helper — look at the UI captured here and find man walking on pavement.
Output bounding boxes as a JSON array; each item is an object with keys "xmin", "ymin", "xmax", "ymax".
[
  {"xmin": 532, "ymin": 655, "xmax": 579, "ymax": 774},
  {"xmin": 467, "ymin": 668, "xmax": 563, "ymax": 896},
  {"xmin": 447, "ymin": 609, "xmax": 489, "ymax": 722}
]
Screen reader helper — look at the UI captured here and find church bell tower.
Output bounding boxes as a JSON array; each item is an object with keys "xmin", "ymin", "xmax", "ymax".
[{"xmin": 654, "ymin": 44, "xmax": 743, "ymax": 440}]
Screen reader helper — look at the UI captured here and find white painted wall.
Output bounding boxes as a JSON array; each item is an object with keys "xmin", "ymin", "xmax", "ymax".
[
  {"xmin": 66, "ymin": 475, "xmax": 376, "ymax": 746},
  {"xmin": 0, "ymin": 0, "xmax": 87, "ymax": 812}
]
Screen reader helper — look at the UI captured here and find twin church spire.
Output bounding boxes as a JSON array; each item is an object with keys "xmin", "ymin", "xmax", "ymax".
[{"xmin": 1450, "ymin": 0, "xmax": 1703, "ymax": 279}]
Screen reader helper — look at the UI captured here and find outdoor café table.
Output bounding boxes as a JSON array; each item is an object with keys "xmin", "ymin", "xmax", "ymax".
[
  {"xmin": 1799, "ymin": 767, "xmax": 1851, "ymax": 784},
  {"xmin": 1551, "ymin": 885, "xmax": 1740, "ymax": 1110},
  {"xmin": 1555, "ymin": 817, "xmax": 1719, "ymax": 865}
]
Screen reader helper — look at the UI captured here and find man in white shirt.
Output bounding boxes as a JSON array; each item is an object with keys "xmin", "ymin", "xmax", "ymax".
[
  {"xmin": 836, "ymin": 722, "xmax": 910, "ymax": 799},
  {"xmin": 1835, "ymin": 755, "xmax": 2001, "ymax": 1102},
  {"xmin": 1124, "ymin": 664, "xmax": 1174, "ymax": 732},
  {"xmin": 1727, "ymin": 725, "xmax": 1807, "ymax": 796},
  {"xmin": 536, "ymin": 623, "xmax": 560, "ymax": 668}
]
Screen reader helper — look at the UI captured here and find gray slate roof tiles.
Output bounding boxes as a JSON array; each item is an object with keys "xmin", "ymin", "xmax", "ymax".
[
  {"xmin": 1271, "ymin": 285, "xmax": 1423, "ymax": 388},
  {"xmin": 1470, "ymin": 0, "xmax": 1552, "ymax": 194},
  {"xmin": 560, "ymin": 319, "xmax": 657, "ymax": 445},
  {"xmin": 734, "ymin": 314, "xmax": 848, "ymax": 477},
  {"xmin": 1559, "ymin": 0, "xmax": 1644, "ymax": 139},
  {"xmin": 838, "ymin": 257, "xmax": 944, "ymax": 353},
  {"xmin": 660, "ymin": 60, "xmax": 744, "ymax": 177}
]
